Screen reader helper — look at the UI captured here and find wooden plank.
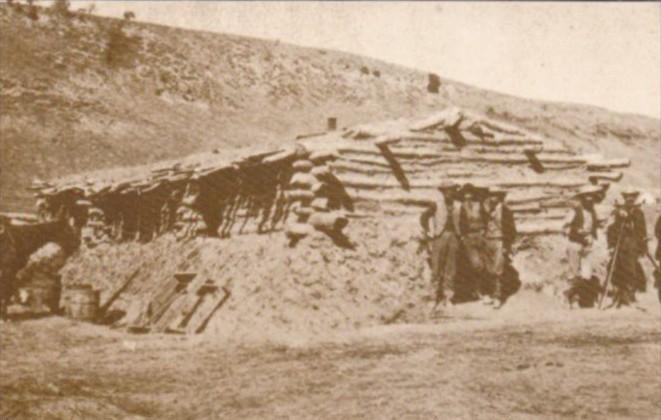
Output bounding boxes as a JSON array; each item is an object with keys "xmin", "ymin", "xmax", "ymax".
[
  {"xmin": 537, "ymin": 164, "xmax": 586, "ymax": 172},
  {"xmin": 339, "ymin": 154, "xmax": 461, "ymax": 168},
  {"xmin": 147, "ymin": 273, "xmax": 196, "ymax": 332},
  {"xmin": 262, "ymin": 149, "xmax": 297, "ymax": 164},
  {"xmin": 99, "ymin": 269, "xmax": 141, "ymax": 317},
  {"xmin": 348, "ymin": 190, "xmax": 435, "ymax": 207},
  {"xmin": 152, "ymin": 295, "xmax": 194, "ymax": 333},
  {"xmin": 516, "ymin": 220, "xmax": 566, "ymax": 235},
  {"xmin": 347, "ymin": 188, "xmax": 575, "ymax": 210},
  {"xmin": 587, "ymin": 159, "xmax": 631, "ymax": 171},
  {"xmin": 295, "ymin": 131, "xmax": 326, "ymax": 140},
  {"xmin": 338, "ymin": 150, "xmax": 586, "ymax": 167},
  {"xmin": 338, "ymin": 143, "xmax": 578, "ymax": 163},
  {"xmin": 338, "ymin": 145, "xmax": 451, "ymax": 159},
  {"xmin": 309, "ymin": 150, "xmax": 340, "ymax": 164},
  {"xmin": 152, "ymin": 273, "xmax": 213, "ymax": 332},
  {"xmin": 469, "ymin": 145, "xmax": 545, "ymax": 155},
  {"xmin": 169, "ymin": 280, "xmax": 218, "ymax": 333},
  {"xmin": 330, "ymin": 161, "xmax": 478, "ymax": 177},
  {"xmin": 463, "ymin": 153, "xmax": 586, "ymax": 165},
  {"xmin": 588, "ymin": 172, "xmax": 623, "ymax": 183},
  {"xmin": 514, "ymin": 208, "xmax": 569, "ymax": 222},
  {"xmin": 334, "ymin": 157, "xmax": 587, "ymax": 180},
  {"xmin": 406, "ymin": 126, "xmax": 543, "ymax": 146},
  {"xmin": 189, "ymin": 286, "xmax": 231, "ymax": 334},
  {"xmin": 509, "ymin": 202, "xmax": 542, "ymax": 213},
  {"xmin": 336, "ymin": 173, "xmax": 587, "ymax": 191}
]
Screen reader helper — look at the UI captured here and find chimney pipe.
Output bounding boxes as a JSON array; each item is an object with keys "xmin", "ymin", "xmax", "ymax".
[{"xmin": 327, "ymin": 117, "xmax": 337, "ymax": 131}]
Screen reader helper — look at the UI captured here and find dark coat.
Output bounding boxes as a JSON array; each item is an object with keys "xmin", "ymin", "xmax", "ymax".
[
  {"xmin": 607, "ymin": 205, "xmax": 647, "ymax": 255},
  {"xmin": 607, "ymin": 204, "xmax": 648, "ymax": 295},
  {"xmin": 567, "ymin": 203, "xmax": 598, "ymax": 245}
]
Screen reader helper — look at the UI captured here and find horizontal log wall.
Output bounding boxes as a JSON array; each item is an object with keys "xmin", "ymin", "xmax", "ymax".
[{"xmin": 326, "ymin": 131, "xmax": 620, "ymax": 236}]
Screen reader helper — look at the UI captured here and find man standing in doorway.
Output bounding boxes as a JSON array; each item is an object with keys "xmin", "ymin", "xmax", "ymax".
[
  {"xmin": 420, "ymin": 181, "xmax": 462, "ymax": 308},
  {"xmin": 483, "ymin": 187, "xmax": 517, "ymax": 308},
  {"xmin": 458, "ymin": 183, "xmax": 488, "ymax": 300}
]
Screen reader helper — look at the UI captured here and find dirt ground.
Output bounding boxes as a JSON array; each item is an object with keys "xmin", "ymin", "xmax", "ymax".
[{"xmin": 1, "ymin": 290, "xmax": 659, "ymax": 420}]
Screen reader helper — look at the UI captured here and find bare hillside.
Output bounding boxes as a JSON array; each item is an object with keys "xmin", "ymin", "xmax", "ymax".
[{"xmin": 1, "ymin": 4, "xmax": 659, "ymax": 211}]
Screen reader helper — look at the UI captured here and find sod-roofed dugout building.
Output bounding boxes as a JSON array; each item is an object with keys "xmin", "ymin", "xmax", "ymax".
[{"xmin": 30, "ymin": 106, "xmax": 629, "ymax": 246}]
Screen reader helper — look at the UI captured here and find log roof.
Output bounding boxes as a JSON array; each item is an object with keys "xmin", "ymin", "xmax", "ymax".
[{"xmin": 31, "ymin": 106, "xmax": 629, "ymax": 211}]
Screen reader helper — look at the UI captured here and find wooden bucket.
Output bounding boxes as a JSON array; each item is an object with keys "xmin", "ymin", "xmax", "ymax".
[{"xmin": 65, "ymin": 285, "xmax": 100, "ymax": 322}]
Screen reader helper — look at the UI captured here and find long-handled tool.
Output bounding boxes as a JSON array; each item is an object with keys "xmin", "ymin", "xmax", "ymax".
[
  {"xmin": 176, "ymin": 280, "xmax": 218, "ymax": 330},
  {"xmin": 599, "ymin": 223, "xmax": 624, "ymax": 309},
  {"xmin": 645, "ymin": 251, "xmax": 660, "ymax": 272},
  {"xmin": 99, "ymin": 268, "xmax": 140, "ymax": 317},
  {"xmin": 194, "ymin": 286, "xmax": 230, "ymax": 334}
]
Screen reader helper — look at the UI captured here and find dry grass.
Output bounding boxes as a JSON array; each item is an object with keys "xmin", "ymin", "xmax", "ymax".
[
  {"xmin": 1, "ymin": 294, "xmax": 659, "ymax": 419},
  {"xmin": 1, "ymin": 4, "xmax": 659, "ymax": 212}
]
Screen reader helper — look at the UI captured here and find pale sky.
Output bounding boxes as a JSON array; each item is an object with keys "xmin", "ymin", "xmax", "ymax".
[{"xmin": 71, "ymin": 2, "xmax": 660, "ymax": 118}]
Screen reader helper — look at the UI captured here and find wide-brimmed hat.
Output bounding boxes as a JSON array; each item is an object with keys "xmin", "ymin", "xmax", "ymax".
[
  {"xmin": 76, "ymin": 199, "xmax": 92, "ymax": 207},
  {"xmin": 437, "ymin": 180, "xmax": 458, "ymax": 191},
  {"xmin": 621, "ymin": 188, "xmax": 640, "ymax": 198},
  {"xmin": 574, "ymin": 185, "xmax": 602, "ymax": 198},
  {"xmin": 88, "ymin": 207, "xmax": 104, "ymax": 217}
]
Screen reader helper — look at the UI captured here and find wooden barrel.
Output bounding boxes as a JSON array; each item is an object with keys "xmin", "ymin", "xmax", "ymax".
[{"xmin": 65, "ymin": 286, "xmax": 100, "ymax": 321}]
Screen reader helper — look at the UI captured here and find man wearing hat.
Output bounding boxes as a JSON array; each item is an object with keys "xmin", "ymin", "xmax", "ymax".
[
  {"xmin": 420, "ymin": 181, "xmax": 462, "ymax": 306},
  {"xmin": 458, "ymin": 183, "xmax": 488, "ymax": 299},
  {"xmin": 482, "ymin": 186, "xmax": 517, "ymax": 307},
  {"xmin": 563, "ymin": 184, "xmax": 602, "ymax": 307},
  {"xmin": 606, "ymin": 188, "xmax": 648, "ymax": 307}
]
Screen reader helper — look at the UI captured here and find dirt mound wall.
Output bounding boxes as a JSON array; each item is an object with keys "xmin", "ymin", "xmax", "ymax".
[{"xmin": 59, "ymin": 216, "xmax": 594, "ymax": 340}]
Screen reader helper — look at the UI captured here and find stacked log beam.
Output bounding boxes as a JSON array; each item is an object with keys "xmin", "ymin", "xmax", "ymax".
[
  {"xmin": 587, "ymin": 158, "xmax": 631, "ymax": 171},
  {"xmin": 284, "ymin": 154, "xmax": 315, "ymax": 240},
  {"xmin": 337, "ymin": 151, "xmax": 587, "ymax": 168},
  {"xmin": 334, "ymin": 172, "xmax": 588, "ymax": 191},
  {"xmin": 284, "ymin": 154, "xmax": 349, "ymax": 242}
]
